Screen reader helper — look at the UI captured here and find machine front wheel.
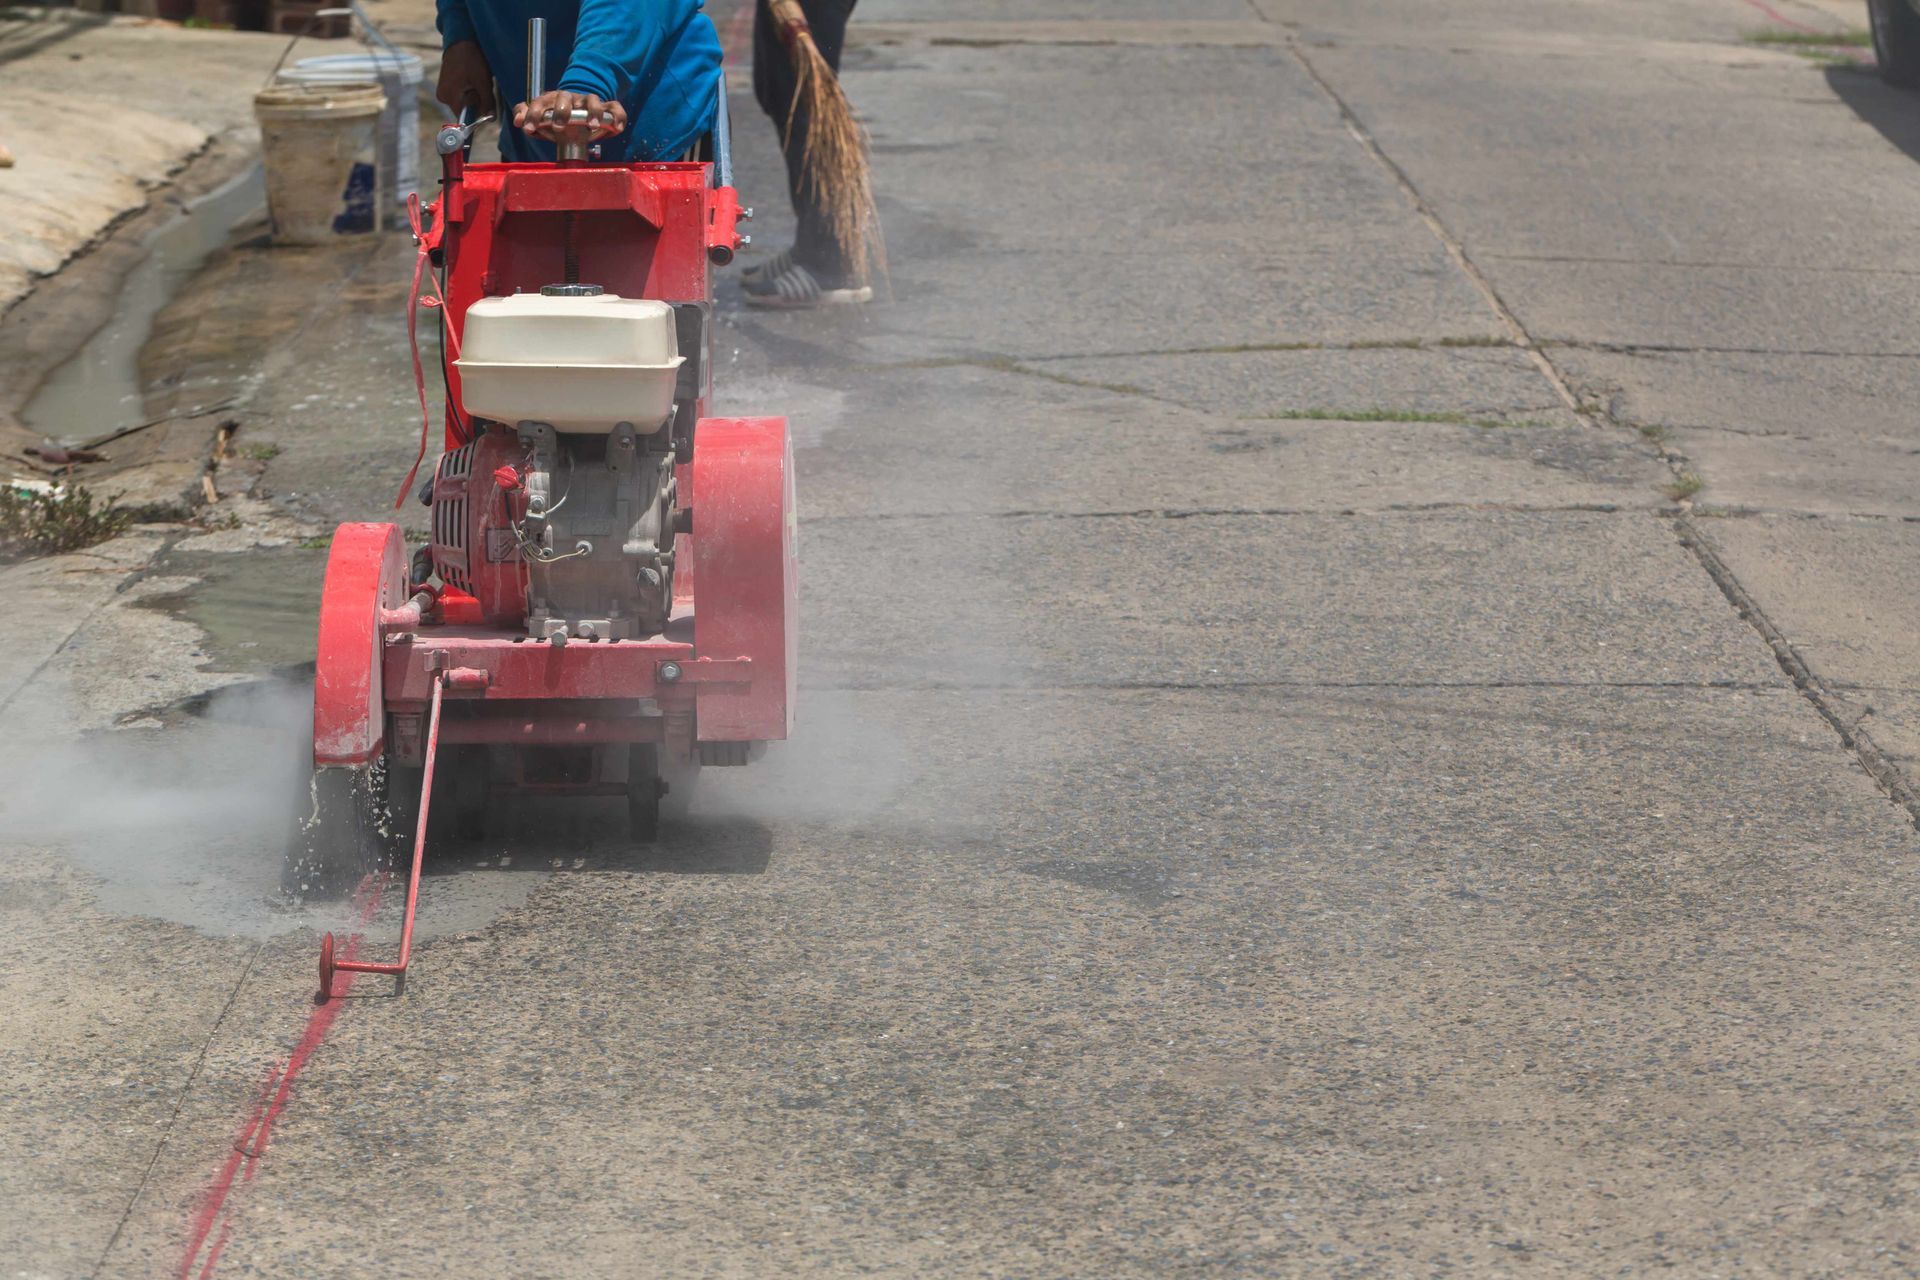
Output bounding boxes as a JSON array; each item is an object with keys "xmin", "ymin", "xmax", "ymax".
[{"xmin": 1871, "ymin": 0, "xmax": 1920, "ymax": 87}]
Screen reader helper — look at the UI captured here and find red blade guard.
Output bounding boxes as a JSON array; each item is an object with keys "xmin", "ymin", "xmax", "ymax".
[
  {"xmin": 313, "ymin": 522, "xmax": 408, "ymax": 768},
  {"xmin": 690, "ymin": 417, "xmax": 796, "ymax": 744}
]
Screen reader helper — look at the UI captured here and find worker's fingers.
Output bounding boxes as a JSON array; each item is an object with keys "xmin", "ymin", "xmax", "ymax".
[
  {"xmin": 522, "ymin": 90, "xmax": 581, "ymax": 138},
  {"xmin": 515, "ymin": 90, "xmax": 623, "ymax": 142},
  {"xmin": 434, "ymin": 66, "xmax": 466, "ymax": 112},
  {"xmin": 580, "ymin": 96, "xmax": 626, "ymax": 139},
  {"xmin": 519, "ymin": 91, "xmax": 551, "ymax": 135},
  {"xmin": 437, "ymin": 42, "xmax": 496, "ymax": 121}
]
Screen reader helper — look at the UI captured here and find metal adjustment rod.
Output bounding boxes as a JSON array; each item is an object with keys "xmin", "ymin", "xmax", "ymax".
[
  {"xmin": 318, "ymin": 667, "xmax": 491, "ymax": 1000},
  {"xmin": 526, "ymin": 15, "xmax": 546, "ymax": 99},
  {"xmin": 526, "ymin": 18, "xmax": 590, "ymax": 165},
  {"xmin": 526, "ymin": 17, "xmax": 586, "ymax": 282}
]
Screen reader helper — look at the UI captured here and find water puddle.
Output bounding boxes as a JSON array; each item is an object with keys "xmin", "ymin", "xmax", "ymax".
[
  {"xmin": 20, "ymin": 165, "xmax": 265, "ymax": 442},
  {"xmin": 138, "ymin": 544, "xmax": 329, "ymax": 675}
]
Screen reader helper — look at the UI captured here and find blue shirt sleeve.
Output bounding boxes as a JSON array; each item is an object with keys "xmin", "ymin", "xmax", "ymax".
[
  {"xmin": 558, "ymin": 0, "xmax": 702, "ymax": 102},
  {"xmin": 436, "ymin": 0, "xmax": 478, "ymax": 49}
]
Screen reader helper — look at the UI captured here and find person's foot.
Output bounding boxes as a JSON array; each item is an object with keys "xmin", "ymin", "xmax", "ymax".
[
  {"xmin": 0, "ymin": 144, "xmax": 13, "ymax": 170},
  {"xmin": 742, "ymin": 259, "xmax": 872, "ymax": 309},
  {"xmin": 738, "ymin": 246, "xmax": 792, "ymax": 286}
]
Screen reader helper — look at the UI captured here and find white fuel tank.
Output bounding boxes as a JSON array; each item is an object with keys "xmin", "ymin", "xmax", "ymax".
[{"xmin": 454, "ymin": 289, "xmax": 685, "ymax": 433}]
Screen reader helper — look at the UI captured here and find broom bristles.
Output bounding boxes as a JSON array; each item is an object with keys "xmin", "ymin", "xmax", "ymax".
[{"xmin": 780, "ymin": 31, "xmax": 887, "ymax": 292}]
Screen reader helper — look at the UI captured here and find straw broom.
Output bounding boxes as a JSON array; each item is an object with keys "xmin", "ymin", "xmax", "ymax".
[{"xmin": 765, "ymin": 0, "xmax": 886, "ymax": 290}]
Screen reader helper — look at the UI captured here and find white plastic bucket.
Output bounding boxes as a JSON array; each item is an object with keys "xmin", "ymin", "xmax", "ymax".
[
  {"xmin": 255, "ymin": 82, "xmax": 385, "ymax": 245},
  {"xmin": 280, "ymin": 52, "xmax": 424, "ymax": 216}
]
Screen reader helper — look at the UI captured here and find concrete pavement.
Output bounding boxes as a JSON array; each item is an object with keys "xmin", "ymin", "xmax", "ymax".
[{"xmin": 7, "ymin": 0, "xmax": 1920, "ymax": 1275}]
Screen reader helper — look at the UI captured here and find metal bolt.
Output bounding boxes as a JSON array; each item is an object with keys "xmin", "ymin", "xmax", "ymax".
[{"xmin": 659, "ymin": 661, "xmax": 682, "ymax": 683}]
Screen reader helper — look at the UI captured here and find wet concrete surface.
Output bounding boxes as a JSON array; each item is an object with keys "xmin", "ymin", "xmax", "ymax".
[
  {"xmin": 9, "ymin": 0, "xmax": 1920, "ymax": 1275},
  {"xmin": 134, "ymin": 545, "xmax": 327, "ymax": 676}
]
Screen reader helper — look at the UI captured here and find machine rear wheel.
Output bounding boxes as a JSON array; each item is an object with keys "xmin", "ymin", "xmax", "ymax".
[
  {"xmin": 450, "ymin": 747, "xmax": 490, "ymax": 842},
  {"xmin": 628, "ymin": 744, "xmax": 662, "ymax": 843},
  {"xmin": 389, "ymin": 747, "xmax": 489, "ymax": 849}
]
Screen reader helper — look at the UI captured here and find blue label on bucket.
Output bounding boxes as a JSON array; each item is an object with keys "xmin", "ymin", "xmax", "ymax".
[{"xmin": 332, "ymin": 162, "xmax": 377, "ymax": 235}]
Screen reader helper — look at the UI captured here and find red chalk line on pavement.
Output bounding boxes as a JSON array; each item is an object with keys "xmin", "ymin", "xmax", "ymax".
[
  {"xmin": 176, "ymin": 874, "xmax": 387, "ymax": 1280},
  {"xmin": 1736, "ymin": 0, "xmax": 1825, "ymax": 35}
]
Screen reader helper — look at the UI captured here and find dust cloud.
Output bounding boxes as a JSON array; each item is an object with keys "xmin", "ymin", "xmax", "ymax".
[{"xmin": 0, "ymin": 677, "xmax": 364, "ymax": 938}]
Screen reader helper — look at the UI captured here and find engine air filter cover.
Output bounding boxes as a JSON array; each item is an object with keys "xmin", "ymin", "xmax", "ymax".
[{"xmin": 455, "ymin": 292, "xmax": 685, "ymax": 433}]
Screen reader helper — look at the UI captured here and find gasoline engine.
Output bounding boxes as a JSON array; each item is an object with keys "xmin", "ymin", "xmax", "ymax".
[{"xmin": 427, "ymin": 285, "xmax": 685, "ymax": 640}]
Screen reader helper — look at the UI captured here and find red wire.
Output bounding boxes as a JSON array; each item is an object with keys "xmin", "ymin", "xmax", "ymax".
[{"xmin": 394, "ymin": 193, "xmax": 460, "ymax": 510}]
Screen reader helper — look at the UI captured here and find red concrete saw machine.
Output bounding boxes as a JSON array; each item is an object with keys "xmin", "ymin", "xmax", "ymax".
[{"xmin": 298, "ymin": 36, "xmax": 793, "ymax": 1001}]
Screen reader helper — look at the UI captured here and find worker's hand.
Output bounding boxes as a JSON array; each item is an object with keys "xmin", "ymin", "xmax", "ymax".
[
  {"xmin": 436, "ymin": 40, "xmax": 496, "ymax": 118},
  {"xmin": 515, "ymin": 90, "xmax": 628, "ymax": 143}
]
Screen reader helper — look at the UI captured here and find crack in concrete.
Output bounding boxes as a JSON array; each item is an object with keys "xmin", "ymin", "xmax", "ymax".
[
  {"xmin": 1544, "ymin": 340, "xmax": 1920, "ymax": 360},
  {"xmin": 1666, "ymin": 422, "xmax": 1808, "ymax": 440},
  {"xmin": 1289, "ymin": 45, "xmax": 1590, "ymax": 423},
  {"xmin": 89, "ymin": 944, "xmax": 263, "ymax": 1279},
  {"xmin": 858, "ymin": 340, "xmax": 1553, "ymax": 418},
  {"xmin": 1485, "ymin": 252, "xmax": 1920, "ymax": 277},
  {"xmin": 807, "ymin": 501, "xmax": 1632, "ymax": 524},
  {"xmin": 1675, "ymin": 516, "xmax": 1920, "ymax": 828},
  {"xmin": 1292, "ymin": 35, "xmax": 1920, "ymax": 827},
  {"xmin": 0, "ymin": 532, "xmax": 176, "ymax": 720},
  {"xmin": 1014, "ymin": 335, "xmax": 1517, "ymax": 363},
  {"xmin": 802, "ymin": 677, "xmax": 1783, "ymax": 693},
  {"xmin": 1691, "ymin": 506, "xmax": 1920, "ymax": 522}
]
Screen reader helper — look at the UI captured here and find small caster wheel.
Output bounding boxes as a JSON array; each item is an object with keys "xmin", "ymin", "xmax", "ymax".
[{"xmin": 317, "ymin": 931, "xmax": 336, "ymax": 1003}]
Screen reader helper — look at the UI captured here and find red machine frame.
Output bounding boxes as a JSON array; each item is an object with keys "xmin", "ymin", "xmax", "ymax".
[{"xmin": 310, "ymin": 143, "xmax": 792, "ymax": 999}]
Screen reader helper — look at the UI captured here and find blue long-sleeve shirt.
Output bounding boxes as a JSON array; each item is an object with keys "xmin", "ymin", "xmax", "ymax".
[{"xmin": 437, "ymin": 0, "xmax": 721, "ymax": 163}]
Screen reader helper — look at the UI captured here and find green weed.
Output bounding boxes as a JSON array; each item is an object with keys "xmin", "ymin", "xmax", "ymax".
[
  {"xmin": 1744, "ymin": 27, "xmax": 1870, "ymax": 47},
  {"xmin": 0, "ymin": 485, "xmax": 130, "ymax": 562},
  {"xmin": 1663, "ymin": 471, "xmax": 1705, "ymax": 502}
]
